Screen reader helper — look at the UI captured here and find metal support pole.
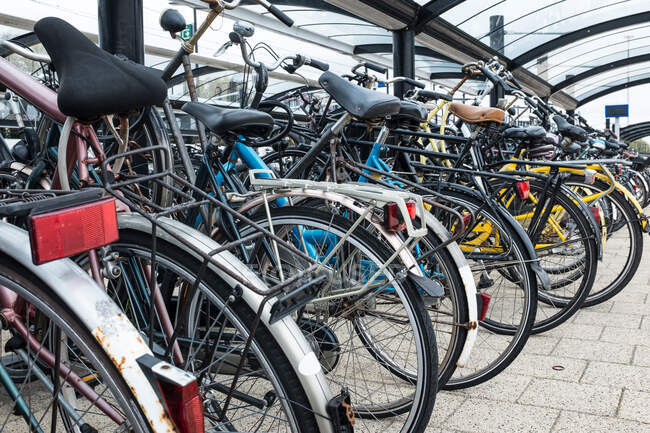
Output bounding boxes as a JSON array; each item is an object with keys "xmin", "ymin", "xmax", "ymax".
[
  {"xmin": 392, "ymin": 29, "xmax": 415, "ymax": 99},
  {"xmin": 489, "ymin": 15, "xmax": 504, "ymax": 107},
  {"xmin": 98, "ymin": 0, "xmax": 145, "ymax": 64}
]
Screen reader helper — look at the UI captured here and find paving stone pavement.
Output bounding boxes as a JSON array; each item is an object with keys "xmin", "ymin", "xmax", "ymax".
[
  {"xmin": 1, "ymin": 219, "xmax": 649, "ymax": 433},
  {"xmin": 429, "ymin": 231, "xmax": 650, "ymax": 433}
]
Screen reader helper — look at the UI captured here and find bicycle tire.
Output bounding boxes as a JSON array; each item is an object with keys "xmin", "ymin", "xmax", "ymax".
[
  {"xmin": 0, "ymin": 255, "xmax": 152, "ymax": 433},
  {"xmin": 85, "ymin": 228, "xmax": 322, "ymax": 433},
  {"xmin": 565, "ymin": 175, "xmax": 644, "ymax": 307},
  {"xmin": 491, "ymin": 179, "xmax": 599, "ymax": 333},
  {"xmin": 425, "ymin": 185, "xmax": 538, "ymax": 389},
  {"xmin": 239, "ymin": 206, "xmax": 438, "ymax": 433}
]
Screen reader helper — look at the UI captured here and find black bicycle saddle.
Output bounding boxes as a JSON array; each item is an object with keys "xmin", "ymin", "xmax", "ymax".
[
  {"xmin": 34, "ymin": 17, "xmax": 167, "ymax": 121},
  {"xmin": 397, "ymin": 101, "xmax": 427, "ymax": 123},
  {"xmin": 502, "ymin": 126, "xmax": 546, "ymax": 141},
  {"xmin": 553, "ymin": 115, "xmax": 587, "ymax": 142},
  {"xmin": 319, "ymin": 72, "xmax": 400, "ymax": 120},
  {"xmin": 181, "ymin": 102, "xmax": 274, "ymax": 138}
]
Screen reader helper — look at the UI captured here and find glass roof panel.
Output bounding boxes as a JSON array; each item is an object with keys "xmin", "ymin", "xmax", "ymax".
[
  {"xmin": 571, "ymin": 60, "xmax": 650, "ymax": 95},
  {"xmin": 576, "ymin": 71, "xmax": 650, "ymax": 101},
  {"xmin": 439, "ymin": 0, "xmax": 650, "ymax": 58},
  {"xmin": 523, "ymin": 23, "xmax": 650, "ymax": 68},
  {"xmin": 523, "ymin": 22, "xmax": 650, "ymax": 82},
  {"xmin": 540, "ymin": 37, "xmax": 650, "ymax": 84}
]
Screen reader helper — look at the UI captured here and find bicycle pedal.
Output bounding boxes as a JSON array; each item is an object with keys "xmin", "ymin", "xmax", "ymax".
[
  {"xmin": 408, "ymin": 273, "xmax": 445, "ymax": 297},
  {"xmin": 478, "ymin": 273, "xmax": 494, "ymax": 289},
  {"xmin": 327, "ymin": 388, "xmax": 354, "ymax": 433},
  {"xmin": 269, "ymin": 273, "xmax": 328, "ymax": 325}
]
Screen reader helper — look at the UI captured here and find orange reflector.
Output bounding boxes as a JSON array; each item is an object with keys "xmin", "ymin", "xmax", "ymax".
[{"xmin": 29, "ymin": 198, "xmax": 118, "ymax": 265}]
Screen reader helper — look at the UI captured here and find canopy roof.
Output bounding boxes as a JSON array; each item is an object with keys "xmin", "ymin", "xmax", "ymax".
[
  {"xmin": 3, "ymin": 0, "xmax": 648, "ymax": 110},
  {"xmin": 201, "ymin": 0, "xmax": 650, "ymax": 109}
]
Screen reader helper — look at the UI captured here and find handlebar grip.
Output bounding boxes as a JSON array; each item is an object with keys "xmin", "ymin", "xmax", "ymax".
[
  {"xmin": 532, "ymin": 109, "xmax": 545, "ymax": 120},
  {"xmin": 509, "ymin": 75, "xmax": 523, "ymax": 90},
  {"xmin": 161, "ymin": 47, "xmax": 187, "ymax": 82},
  {"xmin": 359, "ymin": 61, "xmax": 388, "ymax": 74},
  {"xmin": 305, "ymin": 57, "xmax": 329, "ymax": 71},
  {"xmin": 479, "ymin": 65, "xmax": 510, "ymax": 92},
  {"xmin": 524, "ymin": 95, "xmax": 538, "ymax": 110},
  {"xmin": 403, "ymin": 77, "xmax": 425, "ymax": 89},
  {"xmin": 268, "ymin": 4, "xmax": 294, "ymax": 27}
]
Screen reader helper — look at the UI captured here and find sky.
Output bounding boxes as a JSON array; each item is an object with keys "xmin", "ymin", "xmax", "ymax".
[{"xmin": 1, "ymin": 0, "xmax": 647, "ymax": 137}]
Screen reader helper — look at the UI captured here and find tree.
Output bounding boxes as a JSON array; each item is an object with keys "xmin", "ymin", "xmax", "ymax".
[{"xmin": 630, "ymin": 138, "xmax": 649, "ymax": 153}]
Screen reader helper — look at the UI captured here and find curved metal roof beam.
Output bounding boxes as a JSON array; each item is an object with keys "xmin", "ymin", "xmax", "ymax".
[
  {"xmin": 512, "ymin": 12, "xmax": 650, "ymax": 69},
  {"xmin": 552, "ymin": 53, "xmax": 650, "ymax": 94},
  {"xmin": 577, "ymin": 76, "xmax": 650, "ymax": 106}
]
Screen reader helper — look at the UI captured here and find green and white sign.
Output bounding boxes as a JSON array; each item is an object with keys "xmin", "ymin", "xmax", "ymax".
[{"xmin": 180, "ymin": 24, "xmax": 193, "ymax": 41}]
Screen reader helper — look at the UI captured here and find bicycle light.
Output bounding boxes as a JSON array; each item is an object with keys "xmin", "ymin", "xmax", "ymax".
[
  {"xmin": 383, "ymin": 201, "xmax": 416, "ymax": 232},
  {"xmin": 516, "ymin": 180, "xmax": 530, "ymax": 200},
  {"xmin": 29, "ymin": 198, "xmax": 118, "ymax": 265}
]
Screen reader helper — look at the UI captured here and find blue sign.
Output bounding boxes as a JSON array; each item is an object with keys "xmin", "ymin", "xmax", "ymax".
[{"xmin": 605, "ymin": 104, "xmax": 628, "ymax": 118}]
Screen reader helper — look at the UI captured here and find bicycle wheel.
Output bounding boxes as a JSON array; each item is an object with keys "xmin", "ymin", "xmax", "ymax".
[
  {"xmin": 260, "ymin": 197, "xmax": 469, "ymax": 390},
  {"xmin": 93, "ymin": 108, "xmax": 172, "ymax": 206},
  {"xmin": 261, "ymin": 146, "xmax": 328, "ymax": 181},
  {"xmin": 565, "ymin": 176, "xmax": 644, "ymax": 307},
  {"xmin": 238, "ymin": 206, "xmax": 438, "ymax": 433},
  {"xmin": 427, "ymin": 185, "xmax": 538, "ymax": 389},
  {"xmin": 492, "ymin": 179, "xmax": 599, "ymax": 333},
  {"xmin": 81, "ymin": 228, "xmax": 321, "ymax": 433},
  {"xmin": 413, "ymin": 229, "xmax": 469, "ymax": 388},
  {"xmin": 0, "ymin": 256, "xmax": 151, "ymax": 433}
]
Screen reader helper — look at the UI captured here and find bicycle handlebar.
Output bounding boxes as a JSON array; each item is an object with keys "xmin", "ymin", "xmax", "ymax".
[
  {"xmin": 378, "ymin": 76, "xmax": 425, "ymax": 88},
  {"xmin": 1, "ymin": 40, "xmax": 51, "ymax": 64},
  {"xmin": 235, "ymin": 38, "xmax": 327, "ymax": 72},
  {"xmin": 298, "ymin": 55, "xmax": 329, "ymax": 71},
  {"xmin": 352, "ymin": 62, "xmax": 388, "ymax": 75},
  {"xmin": 479, "ymin": 65, "xmax": 510, "ymax": 92},
  {"xmin": 255, "ymin": 0, "xmax": 294, "ymax": 26}
]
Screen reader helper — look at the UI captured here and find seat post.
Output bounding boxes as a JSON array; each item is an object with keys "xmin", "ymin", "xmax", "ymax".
[{"xmin": 56, "ymin": 116, "xmax": 76, "ymax": 190}]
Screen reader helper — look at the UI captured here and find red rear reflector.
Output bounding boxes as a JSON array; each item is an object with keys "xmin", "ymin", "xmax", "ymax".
[
  {"xmin": 406, "ymin": 201, "xmax": 416, "ymax": 219},
  {"xmin": 589, "ymin": 206, "xmax": 601, "ymax": 226},
  {"xmin": 516, "ymin": 180, "xmax": 530, "ymax": 200},
  {"xmin": 29, "ymin": 198, "xmax": 118, "ymax": 265},
  {"xmin": 384, "ymin": 202, "xmax": 406, "ymax": 232},
  {"xmin": 158, "ymin": 379, "xmax": 204, "ymax": 433},
  {"xmin": 462, "ymin": 213, "xmax": 472, "ymax": 230},
  {"xmin": 478, "ymin": 292, "xmax": 491, "ymax": 321}
]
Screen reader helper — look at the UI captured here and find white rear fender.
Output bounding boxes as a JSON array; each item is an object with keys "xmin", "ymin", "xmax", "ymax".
[
  {"xmin": 421, "ymin": 212, "xmax": 478, "ymax": 367},
  {"xmin": 0, "ymin": 222, "xmax": 175, "ymax": 433}
]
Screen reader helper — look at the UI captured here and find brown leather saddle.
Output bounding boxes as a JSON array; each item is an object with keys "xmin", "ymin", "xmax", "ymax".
[{"xmin": 449, "ymin": 103, "xmax": 505, "ymax": 124}]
